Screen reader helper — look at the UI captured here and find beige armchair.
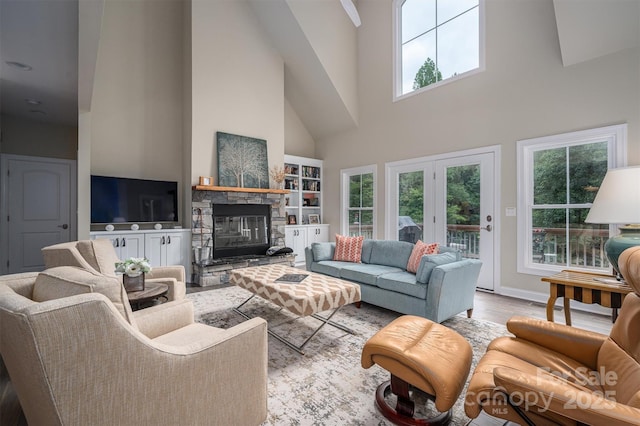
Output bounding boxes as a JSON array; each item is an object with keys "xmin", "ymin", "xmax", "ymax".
[
  {"xmin": 465, "ymin": 247, "xmax": 640, "ymax": 425},
  {"xmin": 0, "ymin": 267, "xmax": 268, "ymax": 425},
  {"xmin": 42, "ymin": 239, "xmax": 186, "ymax": 301}
]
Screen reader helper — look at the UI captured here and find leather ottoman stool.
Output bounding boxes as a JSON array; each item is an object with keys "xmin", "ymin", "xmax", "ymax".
[{"xmin": 361, "ymin": 315, "xmax": 472, "ymax": 425}]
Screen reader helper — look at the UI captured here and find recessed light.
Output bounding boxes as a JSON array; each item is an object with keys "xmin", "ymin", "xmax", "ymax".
[
  {"xmin": 25, "ymin": 98, "xmax": 41, "ymax": 105},
  {"xmin": 29, "ymin": 110, "xmax": 46, "ymax": 115},
  {"xmin": 6, "ymin": 61, "xmax": 33, "ymax": 71}
]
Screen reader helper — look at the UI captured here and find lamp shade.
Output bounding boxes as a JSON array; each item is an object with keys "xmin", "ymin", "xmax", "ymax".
[
  {"xmin": 585, "ymin": 166, "xmax": 640, "ymax": 224},
  {"xmin": 585, "ymin": 165, "xmax": 640, "ymax": 280}
]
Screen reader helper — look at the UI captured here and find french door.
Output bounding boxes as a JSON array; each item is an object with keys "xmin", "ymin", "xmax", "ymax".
[{"xmin": 387, "ymin": 149, "xmax": 497, "ymax": 290}]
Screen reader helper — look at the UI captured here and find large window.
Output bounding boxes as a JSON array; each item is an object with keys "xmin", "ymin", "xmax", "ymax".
[
  {"xmin": 394, "ymin": 0, "xmax": 483, "ymax": 99},
  {"xmin": 517, "ymin": 125, "xmax": 627, "ymax": 276},
  {"xmin": 341, "ymin": 165, "xmax": 376, "ymax": 238}
]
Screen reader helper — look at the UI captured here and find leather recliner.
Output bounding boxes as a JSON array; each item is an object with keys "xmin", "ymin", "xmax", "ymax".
[{"xmin": 465, "ymin": 246, "xmax": 640, "ymax": 425}]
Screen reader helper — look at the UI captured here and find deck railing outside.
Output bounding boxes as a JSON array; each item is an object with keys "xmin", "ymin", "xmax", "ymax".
[{"xmin": 349, "ymin": 224, "xmax": 609, "ymax": 268}]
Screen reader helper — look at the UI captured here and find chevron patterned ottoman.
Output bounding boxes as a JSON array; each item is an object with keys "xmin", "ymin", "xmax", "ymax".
[{"xmin": 229, "ymin": 264, "xmax": 361, "ymax": 353}]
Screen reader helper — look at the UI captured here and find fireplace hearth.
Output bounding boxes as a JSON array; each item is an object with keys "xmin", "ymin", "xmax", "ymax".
[{"xmin": 192, "ymin": 188, "xmax": 293, "ymax": 286}]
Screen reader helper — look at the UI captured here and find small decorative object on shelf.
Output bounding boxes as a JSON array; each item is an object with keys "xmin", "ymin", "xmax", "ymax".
[
  {"xmin": 199, "ymin": 176, "xmax": 214, "ymax": 186},
  {"xmin": 287, "ymin": 214, "xmax": 297, "ymax": 225},
  {"xmin": 130, "ymin": 223, "xmax": 139, "ymax": 231},
  {"xmin": 115, "ymin": 257, "xmax": 152, "ymax": 292},
  {"xmin": 269, "ymin": 165, "xmax": 286, "ymax": 189},
  {"xmin": 105, "ymin": 224, "xmax": 115, "ymax": 232}
]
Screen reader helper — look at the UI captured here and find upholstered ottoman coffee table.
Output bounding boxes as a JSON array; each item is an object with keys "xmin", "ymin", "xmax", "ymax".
[
  {"xmin": 362, "ymin": 315, "xmax": 472, "ymax": 425},
  {"xmin": 229, "ymin": 264, "xmax": 361, "ymax": 354}
]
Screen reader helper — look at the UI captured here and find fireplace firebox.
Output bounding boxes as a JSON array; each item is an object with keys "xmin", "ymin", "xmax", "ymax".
[{"xmin": 212, "ymin": 204, "xmax": 271, "ymax": 258}]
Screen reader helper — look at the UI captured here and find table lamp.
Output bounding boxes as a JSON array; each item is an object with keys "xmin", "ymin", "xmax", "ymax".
[{"xmin": 585, "ymin": 165, "xmax": 640, "ymax": 280}]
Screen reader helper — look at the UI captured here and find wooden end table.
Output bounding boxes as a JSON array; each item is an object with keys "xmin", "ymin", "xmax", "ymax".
[
  {"xmin": 541, "ymin": 270, "xmax": 632, "ymax": 325},
  {"xmin": 127, "ymin": 282, "xmax": 169, "ymax": 311}
]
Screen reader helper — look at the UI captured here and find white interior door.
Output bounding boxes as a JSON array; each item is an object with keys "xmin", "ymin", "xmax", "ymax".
[
  {"xmin": 435, "ymin": 152, "xmax": 496, "ymax": 290},
  {"xmin": 1, "ymin": 155, "xmax": 76, "ymax": 274}
]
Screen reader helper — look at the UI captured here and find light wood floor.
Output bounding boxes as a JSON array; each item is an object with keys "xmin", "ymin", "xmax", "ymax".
[{"xmin": 0, "ymin": 290, "xmax": 614, "ymax": 426}]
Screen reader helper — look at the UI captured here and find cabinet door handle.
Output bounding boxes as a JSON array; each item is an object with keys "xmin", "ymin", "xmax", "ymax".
[
  {"xmin": 161, "ymin": 236, "xmax": 165, "ymax": 245},
  {"xmin": 114, "ymin": 238, "xmax": 119, "ymax": 247},
  {"xmin": 167, "ymin": 236, "xmax": 171, "ymax": 244},
  {"xmin": 122, "ymin": 238, "xmax": 126, "ymax": 247}
]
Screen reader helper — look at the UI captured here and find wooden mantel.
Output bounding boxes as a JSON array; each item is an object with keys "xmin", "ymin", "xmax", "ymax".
[{"xmin": 192, "ymin": 185, "xmax": 289, "ymax": 194}]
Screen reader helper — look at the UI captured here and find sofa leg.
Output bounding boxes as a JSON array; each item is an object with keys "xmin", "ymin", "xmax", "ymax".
[
  {"xmin": 467, "ymin": 308, "xmax": 473, "ymax": 318},
  {"xmin": 355, "ymin": 301, "xmax": 361, "ymax": 309}
]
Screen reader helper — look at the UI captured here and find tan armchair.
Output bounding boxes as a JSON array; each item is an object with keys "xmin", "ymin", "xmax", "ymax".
[
  {"xmin": 42, "ymin": 239, "xmax": 186, "ymax": 301},
  {"xmin": 0, "ymin": 267, "xmax": 268, "ymax": 425},
  {"xmin": 465, "ymin": 247, "xmax": 640, "ymax": 426}
]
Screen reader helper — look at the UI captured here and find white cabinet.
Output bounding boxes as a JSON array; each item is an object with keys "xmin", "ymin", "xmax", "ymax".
[
  {"xmin": 307, "ymin": 225, "xmax": 330, "ymax": 245},
  {"xmin": 285, "ymin": 226, "xmax": 307, "ymax": 265},
  {"xmin": 285, "ymin": 224, "xmax": 330, "ymax": 266},
  {"xmin": 93, "ymin": 233, "xmax": 144, "ymax": 260},
  {"xmin": 90, "ymin": 229, "xmax": 191, "ymax": 272},
  {"xmin": 144, "ymin": 231, "xmax": 189, "ymax": 268}
]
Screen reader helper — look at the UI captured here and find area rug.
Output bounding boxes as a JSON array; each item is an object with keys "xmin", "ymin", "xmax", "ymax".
[{"xmin": 188, "ymin": 286, "xmax": 510, "ymax": 426}]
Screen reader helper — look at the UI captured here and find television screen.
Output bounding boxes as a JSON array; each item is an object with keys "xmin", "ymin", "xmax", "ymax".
[{"xmin": 91, "ymin": 175, "xmax": 178, "ymax": 224}]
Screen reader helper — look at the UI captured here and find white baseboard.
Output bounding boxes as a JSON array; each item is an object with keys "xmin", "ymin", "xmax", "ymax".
[{"xmin": 497, "ymin": 287, "xmax": 612, "ymax": 317}]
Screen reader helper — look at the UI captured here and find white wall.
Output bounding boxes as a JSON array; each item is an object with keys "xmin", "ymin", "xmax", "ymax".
[
  {"xmin": 1, "ymin": 114, "xmax": 77, "ymax": 159},
  {"xmin": 189, "ymin": 0, "xmax": 285, "ymax": 184},
  {"xmin": 90, "ymin": 0, "xmax": 183, "ymax": 182},
  {"xmin": 316, "ymin": 0, "xmax": 640, "ymax": 297},
  {"xmin": 285, "ymin": 98, "xmax": 315, "ymax": 157}
]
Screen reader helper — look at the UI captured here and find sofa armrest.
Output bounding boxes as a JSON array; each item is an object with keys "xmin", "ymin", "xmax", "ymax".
[
  {"xmin": 133, "ymin": 298, "xmax": 195, "ymax": 338},
  {"xmin": 147, "ymin": 265, "xmax": 185, "ymax": 283},
  {"xmin": 424, "ymin": 259, "xmax": 482, "ymax": 323},
  {"xmin": 305, "ymin": 246, "xmax": 314, "ymax": 271},
  {"xmin": 506, "ymin": 316, "xmax": 607, "ymax": 369},
  {"xmin": 145, "ymin": 276, "xmax": 186, "ymax": 301}
]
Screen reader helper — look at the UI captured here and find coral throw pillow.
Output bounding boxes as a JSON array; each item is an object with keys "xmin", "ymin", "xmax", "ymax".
[
  {"xmin": 406, "ymin": 240, "xmax": 439, "ymax": 273},
  {"xmin": 333, "ymin": 235, "xmax": 364, "ymax": 263}
]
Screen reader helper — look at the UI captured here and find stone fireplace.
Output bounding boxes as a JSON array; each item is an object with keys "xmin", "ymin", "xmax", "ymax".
[{"xmin": 191, "ymin": 188, "xmax": 294, "ymax": 286}]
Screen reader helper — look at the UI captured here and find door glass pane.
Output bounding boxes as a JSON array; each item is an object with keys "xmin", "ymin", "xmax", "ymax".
[
  {"xmin": 446, "ymin": 165, "xmax": 480, "ymax": 258},
  {"xmin": 398, "ymin": 171, "xmax": 424, "ymax": 243}
]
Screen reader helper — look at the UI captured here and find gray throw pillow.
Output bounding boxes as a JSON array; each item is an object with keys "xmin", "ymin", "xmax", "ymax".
[
  {"xmin": 415, "ymin": 252, "xmax": 458, "ymax": 283},
  {"xmin": 311, "ymin": 242, "xmax": 335, "ymax": 261}
]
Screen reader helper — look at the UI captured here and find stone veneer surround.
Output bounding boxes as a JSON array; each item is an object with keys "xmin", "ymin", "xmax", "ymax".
[{"xmin": 191, "ymin": 189, "xmax": 291, "ymax": 286}]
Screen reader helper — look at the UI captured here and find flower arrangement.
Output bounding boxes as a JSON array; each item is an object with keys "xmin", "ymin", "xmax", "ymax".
[
  {"xmin": 115, "ymin": 257, "xmax": 152, "ymax": 277},
  {"xmin": 269, "ymin": 165, "xmax": 286, "ymax": 188}
]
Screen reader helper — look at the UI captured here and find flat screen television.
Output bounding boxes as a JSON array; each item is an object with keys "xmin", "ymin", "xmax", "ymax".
[{"xmin": 91, "ymin": 175, "xmax": 178, "ymax": 224}]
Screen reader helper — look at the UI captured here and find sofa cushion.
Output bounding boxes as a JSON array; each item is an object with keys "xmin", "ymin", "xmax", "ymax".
[
  {"xmin": 311, "ymin": 242, "xmax": 335, "ymax": 262},
  {"xmin": 416, "ymin": 252, "xmax": 459, "ymax": 284},
  {"xmin": 32, "ymin": 266, "xmax": 136, "ymax": 325},
  {"xmin": 333, "ymin": 235, "xmax": 364, "ymax": 263},
  {"xmin": 361, "ymin": 239, "xmax": 374, "ymax": 263},
  {"xmin": 376, "ymin": 271, "xmax": 428, "ymax": 299},
  {"xmin": 406, "ymin": 240, "xmax": 440, "ymax": 273},
  {"xmin": 340, "ymin": 264, "xmax": 404, "ymax": 286},
  {"xmin": 369, "ymin": 240, "xmax": 415, "ymax": 269},
  {"xmin": 311, "ymin": 260, "xmax": 351, "ymax": 278}
]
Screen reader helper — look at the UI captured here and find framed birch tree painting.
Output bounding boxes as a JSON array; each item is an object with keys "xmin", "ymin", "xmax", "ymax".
[{"xmin": 216, "ymin": 132, "xmax": 269, "ymax": 188}]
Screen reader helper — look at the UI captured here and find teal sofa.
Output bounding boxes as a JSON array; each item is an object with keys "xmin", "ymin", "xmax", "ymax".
[{"xmin": 305, "ymin": 240, "xmax": 482, "ymax": 323}]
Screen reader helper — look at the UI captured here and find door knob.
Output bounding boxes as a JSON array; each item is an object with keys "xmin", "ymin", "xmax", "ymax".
[
  {"xmin": 58, "ymin": 224, "xmax": 69, "ymax": 229},
  {"xmin": 481, "ymin": 225, "xmax": 492, "ymax": 232}
]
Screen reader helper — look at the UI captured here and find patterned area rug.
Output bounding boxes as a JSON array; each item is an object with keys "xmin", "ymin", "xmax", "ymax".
[{"xmin": 189, "ymin": 286, "xmax": 510, "ymax": 426}]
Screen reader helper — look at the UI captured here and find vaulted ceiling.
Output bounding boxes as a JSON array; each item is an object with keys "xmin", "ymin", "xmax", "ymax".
[{"xmin": 0, "ymin": 0, "xmax": 638, "ymax": 136}]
